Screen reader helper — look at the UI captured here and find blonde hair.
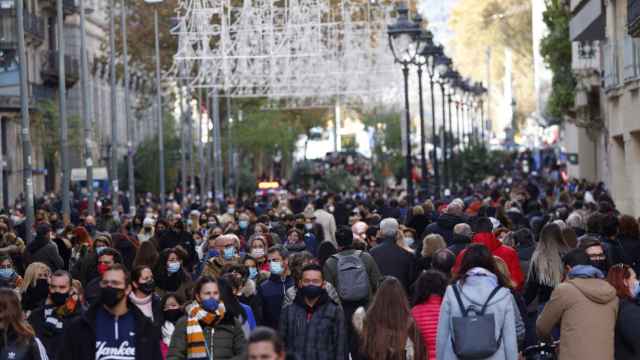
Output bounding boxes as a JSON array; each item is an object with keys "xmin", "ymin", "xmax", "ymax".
[
  {"xmin": 493, "ymin": 256, "xmax": 516, "ymax": 289},
  {"xmin": 412, "ymin": 206, "xmax": 424, "ymax": 216},
  {"xmin": 20, "ymin": 262, "xmax": 51, "ymax": 293},
  {"xmin": 422, "ymin": 234, "xmax": 446, "ymax": 257}
]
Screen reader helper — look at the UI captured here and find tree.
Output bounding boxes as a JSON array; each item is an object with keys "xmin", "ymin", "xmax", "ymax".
[
  {"xmin": 448, "ymin": 0, "xmax": 535, "ymax": 133},
  {"xmin": 540, "ymin": 0, "xmax": 575, "ymax": 122}
]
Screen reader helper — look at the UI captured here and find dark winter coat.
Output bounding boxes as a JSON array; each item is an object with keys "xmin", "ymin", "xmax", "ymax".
[
  {"xmin": 57, "ymin": 302, "xmax": 162, "ymax": 360},
  {"xmin": 25, "ymin": 236, "xmax": 64, "ymax": 272},
  {"xmin": 279, "ymin": 290, "xmax": 347, "ymax": 360},
  {"xmin": 420, "ymin": 213, "xmax": 465, "ymax": 249},
  {"xmin": 0, "ymin": 328, "xmax": 47, "ymax": 360},
  {"xmin": 323, "ymin": 249, "xmax": 382, "ymax": 302},
  {"xmin": 258, "ymin": 274, "xmax": 294, "ymax": 329},
  {"xmin": 447, "ymin": 233, "xmax": 470, "ymax": 256},
  {"xmin": 28, "ymin": 303, "xmax": 82, "ymax": 360},
  {"xmin": 370, "ymin": 239, "xmax": 416, "ymax": 293},
  {"xmin": 614, "ymin": 297, "xmax": 640, "ymax": 360},
  {"xmin": 407, "ymin": 214, "xmax": 430, "ymax": 240},
  {"xmin": 166, "ymin": 315, "xmax": 246, "ymax": 360}
]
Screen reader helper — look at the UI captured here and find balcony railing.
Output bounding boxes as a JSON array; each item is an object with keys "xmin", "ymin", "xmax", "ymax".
[
  {"xmin": 40, "ymin": 50, "xmax": 80, "ymax": 86},
  {"xmin": 623, "ymin": 35, "xmax": 640, "ymax": 81},
  {"xmin": 0, "ymin": 8, "xmax": 45, "ymax": 47},
  {"xmin": 630, "ymin": 0, "xmax": 640, "ymax": 38}
]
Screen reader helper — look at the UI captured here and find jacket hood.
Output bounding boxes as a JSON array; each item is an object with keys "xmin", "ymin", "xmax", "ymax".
[
  {"xmin": 436, "ymin": 213, "xmax": 464, "ymax": 230},
  {"xmin": 472, "ymin": 232, "xmax": 501, "ymax": 251},
  {"xmin": 568, "ymin": 278, "xmax": 617, "ymax": 305},
  {"xmin": 451, "ymin": 233, "xmax": 471, "ymax": 245},
  {"xmin": 456, "ymin": 275, "xmax": 511, "ymax": 309}
]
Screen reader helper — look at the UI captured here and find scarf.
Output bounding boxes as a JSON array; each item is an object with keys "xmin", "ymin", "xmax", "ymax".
[
  {"xmin": 43, "ymin": 298, "xmax": 78, "ymax": 336},
  {"xmin": 129, "ymin": 293, "xmax": 154, "ymax": 320},
  {"xmin": 567, "ymin": 265, "xmax": 605, "ymax": 279},
  {"xmin": 185, "ymin": 301, "xmax": 225, "ymax": 359}
]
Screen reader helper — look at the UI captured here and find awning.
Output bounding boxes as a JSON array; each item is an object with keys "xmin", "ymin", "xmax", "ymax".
[{"xmin": 570, "ymin": 0, "xmax": 606, "ymax": 42}]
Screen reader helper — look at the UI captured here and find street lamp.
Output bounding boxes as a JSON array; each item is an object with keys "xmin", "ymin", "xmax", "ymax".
[
  {"xmin": 144, "ymin": 0, "xmax": 166, "ymax": 211},
  {"xmin": 435, "ymin": 53, "xmax": 452, "ymax": 190},
  {"xmin": 418, "ymin": 37, "xmax": 446, "ymax": 198},
  {"xmin": 387, "ymin": 2, "xmax": 421, "ymax": 206},
  {"xmin": 443, "ymin": 67, "xmax": 459, "ymax": 188},
  {"xmin": 473, "ymin": 82, "xmax": 488, "ymax": 147},
  {"xmin": 412, "ymin": 28, "xmax": 430, "ymax": 199}
]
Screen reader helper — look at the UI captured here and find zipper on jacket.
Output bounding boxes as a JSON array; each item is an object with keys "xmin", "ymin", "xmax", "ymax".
[
  {"xmin": 208, "ymin": 328, "xmax": 215, "ymax": 360},
  {"xmin": 114, "ymin": 315, "xmax": 119, "ymax": 340}
]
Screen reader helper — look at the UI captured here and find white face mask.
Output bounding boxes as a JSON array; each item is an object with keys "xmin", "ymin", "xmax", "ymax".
[
  {"xmin": 251, "ymin": 248, "xmax": 265, "ymax": 258},
  {"xmin": 404, "ymin": 237, "xmax": 415, "ymax": 247}
]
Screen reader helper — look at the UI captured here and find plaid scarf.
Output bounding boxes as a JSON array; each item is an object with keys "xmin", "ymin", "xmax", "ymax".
[{"xmin": 185, "ymin": 301, "xmax": 225, "ymax": 359}]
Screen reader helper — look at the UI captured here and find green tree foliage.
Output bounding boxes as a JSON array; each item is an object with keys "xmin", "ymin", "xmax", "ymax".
[
  {"xmin": 450, "ymin": 144, "xmax": 511, "ymax": 185},
  {"xmin": 360, "ymin": 108, "xmax": 404, "ymax": 181},
  {"xmin": 540, "ymin": 0, "xmax": 575, "ymax": 122}
]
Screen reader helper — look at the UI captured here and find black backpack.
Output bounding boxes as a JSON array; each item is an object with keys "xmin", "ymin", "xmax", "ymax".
[{"xmin": 451, "ymin": 284, "xmax": 503, "ymax": 359}]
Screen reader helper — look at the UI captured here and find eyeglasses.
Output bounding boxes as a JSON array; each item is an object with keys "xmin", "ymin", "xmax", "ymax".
[{"xmin": 100, "ymin": 280, "xmax": 126, "ymax": 288}]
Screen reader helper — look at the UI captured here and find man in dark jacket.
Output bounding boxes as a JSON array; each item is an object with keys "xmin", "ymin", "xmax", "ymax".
[
  {"xmin": 25, "ymin": 223, "xmax": 64, "ymax": 271},
  {"xmin": 419, "ymin": 200, "xmax": 465, "ymax": 250},
  {"xmin": 447, "ymin": 223, "xmax": 472, "ymax": 256},
  {"xmin": 58, "ymin": 263, "xmax": 162, "ymax": 360},
  {"xmin": 28, "ymin": 270, "xmax": 82, "ymax": 360},
  {"xmin": 279, "ymin": 264, "xmax": 347, "ymax": 360},
  {"xmin": 370, "ymin": 218, "xmax": 416, "ymax": 293},
  {"xmin": 258, "ymin": 245, "xmax": 294, "ymax": 329}
]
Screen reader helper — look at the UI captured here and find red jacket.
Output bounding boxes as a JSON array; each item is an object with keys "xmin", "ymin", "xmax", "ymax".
[
  {"xmin": 454, "ymin": 232, "xmax": 524, "ymax": 290},
  {"xmin": 411, "ymin": 295, "xmax": 442, "ymax": 360}
]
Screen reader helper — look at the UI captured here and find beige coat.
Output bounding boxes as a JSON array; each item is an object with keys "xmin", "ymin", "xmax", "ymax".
[{"xmin": 536, "ymin": 278, "xmax": 619, "ymax": 360}]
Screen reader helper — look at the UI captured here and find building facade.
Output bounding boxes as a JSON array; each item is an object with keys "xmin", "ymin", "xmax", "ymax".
[{"xmin": 568, "ymin": 0, "xmax": 640, "ymax": 216}]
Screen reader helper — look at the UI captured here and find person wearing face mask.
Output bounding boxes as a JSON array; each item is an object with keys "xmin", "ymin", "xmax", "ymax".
[
  {"xmin": 237, "ymin": 213, "xmax": 252, "ymax": 239},
  {"xmin": 279, "ymin": 264, "xmax": 347, "ymax": 360},
  {"xmin": 167, "ymin": 276, "xmax": 246, "ymax": 360},
  {"xmin": 58, "ymin": 264, "xmax": 162, "ymax": 360},
  {"xmin": 537, "ymin": 249, "xmax": 618, "ymax": 360},
  {"xmin": 28, "ymin": 270, "xmax": 81, "ymax": 360},
  {"xmin": 0, "ymin": 288, "xmax": 49, "ymax": 360},
  {"xmin": 579, "ymin": 237, "xmax": 610, "ymax": 274},
  {"xmin": 129, "ymin": 266, "xmax": 161, "ymax": 326},
  {"xmin": 201, "ymin": 235, "xmax": 241, "ymax": 279},
  {"xmin": 20, "ymin": 262, "xmax": 52, "ymax": 313},
  {"xmin": 83, "ymin": 248, "xmax": 123, "ymax": 305},
  {"xmin": 606, "ymin": 264, "xmax": 640, "ymax": 360},
  {"xmin": 284, "ymin": 229, "xmax": 306, "ymax": 253},
  {"xmin": 24, "ymin": 223, "xmax": 64, "ymax": 272},
  {"xmin": 247, "ymin": 237, "xmax": 269, "ymax": 273},
  {"xmin": 0, "ymin": 254, "xmax": 23, "ymax": 291},
  {"xmin": 257, "ymin": 245, "xmax": 294, "ymax": 329},
  {"xmin": 159, "ymin": 293, "xmax": 184, "ymax": 358},
  {"xmin": 138, "ymin": 217, "xmax": 156, "ymax": 243},
  {"xmin": 156, "ymin": 248, "xmax": 193, "ymax": 301},
  {"xmin": 71, "ymin": 235, "xmax": 112, "ymax": 287}
]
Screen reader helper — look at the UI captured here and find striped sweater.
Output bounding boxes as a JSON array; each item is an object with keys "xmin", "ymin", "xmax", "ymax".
[{"xmin": 411, "ymin": 295, "xmax": 443, "ymax": 360}]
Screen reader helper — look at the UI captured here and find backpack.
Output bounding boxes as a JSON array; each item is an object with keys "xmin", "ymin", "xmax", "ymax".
[
  {"xmin": 332, "ymin": 251, "xmax": 370, "ymax": 302},
  {"xmin": 451, "ymin": 284, "xmax": 503, "ymax": 359}
]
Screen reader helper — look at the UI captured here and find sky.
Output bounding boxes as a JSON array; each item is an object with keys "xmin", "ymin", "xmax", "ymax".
[{"xmin": 418, "ymin": 0, "xmax": 458, "ymax": 46}]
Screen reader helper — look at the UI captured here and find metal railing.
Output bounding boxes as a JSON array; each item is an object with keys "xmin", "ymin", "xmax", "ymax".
[
  {"xmin": 630, "ymin": 0, "xmax": 640, "ymax": 37},
  {"xmin": 0, "ymin": 8, "xmax": 45, "ymax": 46},
  {"xmin": 40, "ymin": 50, "xmax": 80, "ymax": 85},
  {"xmin": 603, "ymin": 41, "xmax": 620, "ymax": 90}
]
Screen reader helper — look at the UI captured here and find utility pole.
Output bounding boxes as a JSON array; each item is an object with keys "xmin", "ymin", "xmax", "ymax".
[
  {"xmin": 57, "ymin": 0, "xmax": 70, "ymax": 224},
  {"xmin": 198, "ymin": 89, "xmax": 205, "ymax": 203},
  {"xmin": 80, "ymin": 0, "xmax": 94, "ymax": 216},
  {"xmin": 121, "ymin": 0, "xmax": 135, "ymax": 216},
  {"xmin": 178, "ymin": 81, "xmax": 187, "ymax": 209},
  {"xmin": 109, "ymin": 0, "xmax": 118, "ymax": 213},
  {"xmin": 226, "ymin": 96, "xmax": 233, "ymax": 196},
  {"xmin": 16, "ymin": 0, "xmax": 34, "ymax": 243},
  {"xmin": 211, "ymin": 90, "xmax": 223, "ymax": 201},
  {"xmin": 188, "ymin": 96, "xmax": 195, "ymax": 199},
  {"xmin": 152, "ymin": 5, "xmax": 165, "ymax": 210}
]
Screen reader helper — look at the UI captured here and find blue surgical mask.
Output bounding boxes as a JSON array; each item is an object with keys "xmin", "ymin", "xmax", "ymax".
[
  {"xmin": 95, "ymin": 246, "xmax": 106, "ymax": 255},
  {"xmin": 167, "ymin": 261, "xmax": 181, "ymax": 274},
  {"xmin": 0, "ymin": 268, "xmax": 14, "ymax": 279},
  {"xmin": 270, "ymin": 261, "xmax": 283, "ymax": 275},
  {"xmin": 248, "ymin": 267, "xmax": 258, "ymax": 280},
  {"xmin": 208, "ymin": 249, "xmax": 219, "ymax": 259},
  {"xmin": 201, "ymin": 298, "xmax": 220, "ymax": 313},
  {"xmin": 239, "ymin": 220, "xmax": 249, "ymax": 230},
  {"xmin": 304, "ymin": 223, "xmax": 313, "ymax": 231},
  {"xmin": 633, "ymin": 280, "xmax": 640, "ymax": 298},
  {"xmin": 223, "ymin": 246, "xmax": 236, "ymax": 260},
  {"xmin": 404, "ymin": 237, "xmax": 415, "ymax": 247}
]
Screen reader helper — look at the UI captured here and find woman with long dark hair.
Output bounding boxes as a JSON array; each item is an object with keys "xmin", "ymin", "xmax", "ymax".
[
  {"xmin": 0, "ymin": 288, "xmax": 48, "ymax": 359},
  {"xmin": 607, "ymin": 264, "xmax": 640, "ymax": 360},
  {"xmin": 353, "ymin": 277, "xmax": 427, "ymax": 360},
  {"xmin": 411, "ymin": 270, "xmax": 447, "ymax": 360},
  {"xmin": 436, "ymin": 244, "xmax": 518, "ymax": 360}
]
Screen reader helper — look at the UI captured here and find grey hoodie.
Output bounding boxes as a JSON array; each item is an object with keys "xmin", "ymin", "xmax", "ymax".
[{"xmin": 436, "ymin": 274, "xmax": 519, "ymax": 360}]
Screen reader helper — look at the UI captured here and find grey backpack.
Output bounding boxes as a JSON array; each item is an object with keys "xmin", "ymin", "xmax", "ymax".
[
  {"xmin": 451, "ymin": 284, "xmax": 503, "ymax": 359},
  {"xmin": 332, "ymin": 251, "xmax": 370, "ymax": 302}
]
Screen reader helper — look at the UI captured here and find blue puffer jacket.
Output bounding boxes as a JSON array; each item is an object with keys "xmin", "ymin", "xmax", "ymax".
[{"xmin": 258, "ymin": 274, "xmax": 294, "ymax": 329}]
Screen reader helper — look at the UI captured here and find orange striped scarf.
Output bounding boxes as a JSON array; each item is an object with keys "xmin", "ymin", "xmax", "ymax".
[{"xmin": 186, "ymin": 301, "xmax": 225, "ymax": 359}]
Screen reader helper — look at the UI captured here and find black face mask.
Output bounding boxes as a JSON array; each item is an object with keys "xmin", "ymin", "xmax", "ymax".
[
  {"xmin": 50, "ymin": 291, "xmax": 69, "ymax": 307},
  {"xmin": 592, "ymin": 259, "xmax": 609, "ymax": 273},
  {"xmin": 27, "ymin": 278, "xmax": 50, "ymax": 303},
  {"xmin": 99, "ymin": 286, "xmax": 125, "ymax": 308},
  {"xmin": 137, "ymin": 280, "xmax": 155, "ymax": 295},
  {"xmin": 163, "ymin": 308, "xmax": 183, "ymax": 324}
]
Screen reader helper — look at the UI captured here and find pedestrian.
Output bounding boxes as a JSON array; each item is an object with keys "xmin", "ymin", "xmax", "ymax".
[
  {"xmin": 447, "ymin": 223, "xmax": 472, "ymax": 257},
  {"xmin": 167, "ymin": 276, "xmax": 246, "ymax": 360},
  {"xmin": 0, "ymin": 288, "xmax": 49, "ymax": 359},
  {"xmin": 247, "ymin": 327, "xmax": 287, "ymax": 360},
  {"xmin": 0, "ymin": 253, "xmax": 23, "ymax": 290},
  {"xmin": 132, "ymin": 240, "xmax": 160, "ymax": 270},
  {"xmin": 58, "ymin": 263, "xmax": 162, "ymax": 360},
  {"xmin": 20, "ymin": 262, "xmax": 51, "ymax": 313},
  {"xmin": 284, "ymin": 251, "xmax": 340, "ymax": 307},
  {"xmin": 257, "ymin": 245, "xmax": 293, "ymax": 329},
  {"xmin": 536, "ymin": 248, "xmax": 618, "ymax": 360},
  {"xmin": 436, "ymin": 243, "xmax": 519, "ymax": 360},
  {"xmin": 417, "ymin": 234, "xmax": 446, "ymax": 273},
  {"xmin": 160, "ymin": 292, "xmax": 185, "ymax": 358},
  {"xmin": 353, "ymin": 277, "xmax": 426, "ymax": 360},
  {"xmin": 604, "ymin": 263, "xmax": 640, "ymax": 360},
  {"xmin": 247, "ymin": 236, "xmax": 270, "ymax": 272},
  {"xmin": 317, "ymin": 240, "xmax": 337, "ymax": 267},
  {"xmin": 613, "ymin": 215, "xmax": 640, "ymax": 273},
  {"xmin": 200, "ymin": 234, "xmax": 241, "ymax": 279},
  {"xmin": 430, "ymin": 249, "xmax": 456, "ymax": 278},
  {"xmin": 129, "ymin": 265, "xmax": 161, "ymax": 325},
  {"xmin": 28, "ymin": 270, "xmax": 82, "ymax": 359},
  {"xmin": 370, "ymin": 218, "xmax": 416, "ymax": 293},
  {"xmin": 279, "ymin": 264, "xmax": 347, "ymax": 359},
  {"xmin": 411, "ymin": 270, "xmax": 447, "ymax": 360},
  {"xmin": 84, "ymin": 247, "xmax": 123, "ymax": 305},
  {"xmin": 25, "ymin": 223, "xmax": 64, "ymax": 272},
  {"xmin": 420, "ymin": 200, "xmax": 466, "ymax": 248},
  {"xmin": 578, "ymin": 236, "xmax": 609, "ymax": 273},
  {"xmin": 155, "ymin": 247, "xmax": 193, "ymax": 300},
  {"xmin": 313, "ymin": 197, "xmax": 337, "ymax": 244}
]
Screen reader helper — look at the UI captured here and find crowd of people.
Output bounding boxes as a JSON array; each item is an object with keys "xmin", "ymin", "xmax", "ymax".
[{"xmin": 0, "ymin": 172, "xmax": 637, "ymax": 360}]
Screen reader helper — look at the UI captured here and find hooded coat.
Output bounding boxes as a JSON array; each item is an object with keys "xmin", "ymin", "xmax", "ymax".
[
  {"xmin": 536, "ymin": 277, "xmax": 618, "ymax": 360},
  {"xmin": 420, "ymin": 213, "xmax": 465, "ymax": 248},
  {"xmin": 455, "ymin": 233, "xmax": 524, "ymax": 290},
  {"xmin": 436, "ymin": 274, "xmax": 519, "ymax": 360}
]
